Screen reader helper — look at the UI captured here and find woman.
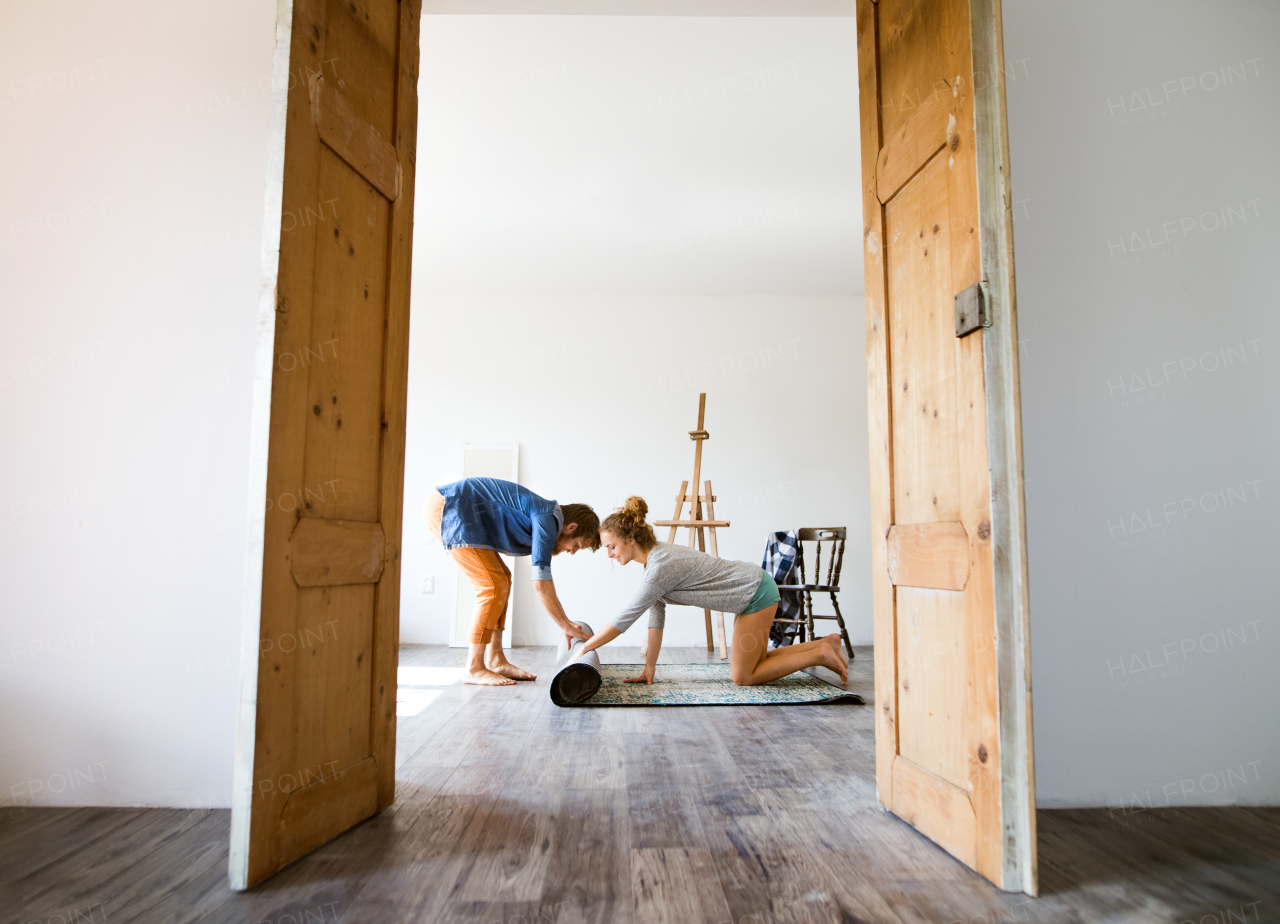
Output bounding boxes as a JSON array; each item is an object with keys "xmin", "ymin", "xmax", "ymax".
[{"xmin": 575, "ymin": 497, "xmax": 848, "ymax": 686}]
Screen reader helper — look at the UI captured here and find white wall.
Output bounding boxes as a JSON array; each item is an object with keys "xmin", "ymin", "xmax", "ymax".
[
  {"xmin": 400, "ymin": 292, "xmax": 871, "ymax": 648},
  {"xmin": 1003, "ymin": 0, "xmax": 1280, "ymax": 806},
  {"xmin": 0, "ymin": 2, "xmax": 275, "ymax": 807},
  {"xmin": 413, "ymin": 15, "xmax": 860, "ymax": 294},
  {"xmin": 402, "ymin": 16, "xmax": 869, "ymax": 649}
]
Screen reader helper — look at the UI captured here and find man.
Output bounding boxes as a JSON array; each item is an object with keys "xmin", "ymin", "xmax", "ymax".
[{"xmin": 423, "ymin": 476, "xmax": 598, "ymax": 686}]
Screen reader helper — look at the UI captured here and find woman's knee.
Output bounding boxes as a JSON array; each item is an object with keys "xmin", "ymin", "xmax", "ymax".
[{"xmin": 729, "ymin": 663, "xmax": 756, "ymax": 686}]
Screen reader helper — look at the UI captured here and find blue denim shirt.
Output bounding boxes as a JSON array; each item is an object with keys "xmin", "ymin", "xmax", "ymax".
[{"xmin": 435, "ymin": 477, "xmax": 563, "ymax": 581}]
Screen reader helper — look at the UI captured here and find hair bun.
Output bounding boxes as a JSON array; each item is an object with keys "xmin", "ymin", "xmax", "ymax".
[{"xmin": 601, "ymin": 496, "xmax": 657, "ymax": 551}]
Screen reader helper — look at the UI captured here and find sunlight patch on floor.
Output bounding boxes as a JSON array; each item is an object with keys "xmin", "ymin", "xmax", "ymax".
[
  {"xmin": 399, "ymin": 666, "xmax": 467, "ymax": 686},
  {"xmin": 396, "ymin": 666, "xmax": 467, "ymax": 716}
]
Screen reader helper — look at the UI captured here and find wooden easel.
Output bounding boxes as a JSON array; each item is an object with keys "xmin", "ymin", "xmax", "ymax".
[{"xmin": 654, "ymin": 393, "xmax": 731, "ymax": 660}]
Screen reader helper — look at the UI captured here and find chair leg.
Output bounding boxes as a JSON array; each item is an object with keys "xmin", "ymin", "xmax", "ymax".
[
  {"xmin": 804, "ymin": 589, "xmax": 815, "ymax": 647},
  {"xmin": 783, "ymin": 591, "xmax": 803, "ymax": 646},
  {"xmin": 830, "ymin": 592, "xmax": 854, "ymax": 659}
]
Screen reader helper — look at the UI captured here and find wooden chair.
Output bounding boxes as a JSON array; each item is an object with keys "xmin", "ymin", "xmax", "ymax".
[{"xmin": 774, "ymin": 527, "xmax": 854, "ymax": 659}]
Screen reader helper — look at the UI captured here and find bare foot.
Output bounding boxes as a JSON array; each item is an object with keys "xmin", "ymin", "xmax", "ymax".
[
  {"xmin": 464, "ymin": 667, "xmax": 516, "ymax": 686},
  {"xmin": 822, "ymin": 633, "xmax": 849, "ymax": 668},
  {"xmin": 816, "ymin": 638, "xmax": 849, "ymax": 685},
  {"xmin": 487, "ymin": 660, "xmax": 537, "ymax": 681}
]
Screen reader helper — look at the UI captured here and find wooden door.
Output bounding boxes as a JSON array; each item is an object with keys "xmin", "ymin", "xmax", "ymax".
[
  {"xmin": 229, "ymin": 0, "xmax": 420, "ymax": 890},
  {"xmin": 856, "ymin": 0, "xmax": 1036, "ymax": 893}
]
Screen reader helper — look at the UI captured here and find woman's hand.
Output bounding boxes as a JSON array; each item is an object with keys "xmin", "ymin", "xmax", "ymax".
[
  {"xmin": 577, "ymin": 624, "xmax": 622, "ymax": 655},
  {"xmin": 625, "ymin": 626, "xmax": 663, "ymax": 685},
  {"xmin": 623, "ymin": 665, "xmax": 656, "ymax": 685}
]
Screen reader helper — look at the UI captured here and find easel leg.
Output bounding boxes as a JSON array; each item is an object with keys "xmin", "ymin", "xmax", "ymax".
[
  {"xmin": 667, "ymin": 481, "xmax": 688, "ymax": 545},
  {"xmin": 693, "ymin": 524, "xmax": 714, "ymax": 651},
  {"xmin": 703, "ymin": 484, "xmax": 729, "ymax": 661},
  {"xmin": 687, "ymin": 404, "xmax": 708, "ymax": 651}
]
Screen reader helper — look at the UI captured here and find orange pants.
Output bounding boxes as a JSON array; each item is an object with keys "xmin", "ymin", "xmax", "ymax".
[{"xmin": 423, "ymin": 488, "xmax": 510, "ymax": 645}]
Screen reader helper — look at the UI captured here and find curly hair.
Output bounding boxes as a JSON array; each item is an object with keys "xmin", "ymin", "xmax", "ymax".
[{"xmin": 600, "ymin": 496, "xmax": 657, "ymax": 551}]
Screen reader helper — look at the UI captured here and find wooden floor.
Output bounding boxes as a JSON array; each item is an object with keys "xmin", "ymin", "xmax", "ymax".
[{"xmin": 4, "ymin": 644, "xmax": 1278, "ymax": 924}]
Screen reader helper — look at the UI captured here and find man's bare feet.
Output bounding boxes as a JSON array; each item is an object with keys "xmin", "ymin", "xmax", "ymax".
[
  {"xmin": 488, "ymin": 660, "xmax": 537, "ymax": 681},
  {"xmin": 464, "ymin": 667, "xmax": 516, "ymax": 686},
  {"xmin": 817, "ymin": 635, "xmax": 848, "ymax": 685}
]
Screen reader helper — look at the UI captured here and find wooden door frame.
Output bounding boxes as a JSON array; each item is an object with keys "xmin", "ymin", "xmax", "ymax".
[
  {"xmin": 969, "ymin": 0, "xmax": 1036, "ymax": 894},
  {"xmin": 857, "ymin": 0, "xmax": 1035, "ymax": 895},
  {"xmin": 229, "ymin": 0, "xmax": 1032, "ymax": 893}
]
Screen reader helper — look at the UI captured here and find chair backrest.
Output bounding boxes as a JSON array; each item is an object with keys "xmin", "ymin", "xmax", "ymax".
[{"xmin": 795, "ymin": 527, "xmax": 846, "ymax": 589}]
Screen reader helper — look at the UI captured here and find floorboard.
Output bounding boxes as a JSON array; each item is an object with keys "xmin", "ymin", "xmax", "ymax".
[{"xmin": 3, "ymin": 643, "xmax": 1278, "ymax": 924}]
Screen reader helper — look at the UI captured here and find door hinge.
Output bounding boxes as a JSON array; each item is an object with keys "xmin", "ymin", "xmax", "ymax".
[{"xmin": 955, "ymin": 280, "xmax": 991, "ymax": 337}]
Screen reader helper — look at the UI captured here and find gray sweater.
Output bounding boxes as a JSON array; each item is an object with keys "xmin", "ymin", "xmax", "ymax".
[{"xmin": 609, "ymin": 542, "xmax": 766, "ymax": 633}]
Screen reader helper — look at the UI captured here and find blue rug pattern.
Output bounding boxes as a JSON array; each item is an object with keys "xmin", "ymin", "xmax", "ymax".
[{"xmin": 572, "ymin": 662, "xmax": 864, "ymax": 707}]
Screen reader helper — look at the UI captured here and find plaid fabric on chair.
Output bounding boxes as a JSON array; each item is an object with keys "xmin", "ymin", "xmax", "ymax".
[{"xmin": 762, "ymin": 530, "xmax": 804, "ymax": 647}]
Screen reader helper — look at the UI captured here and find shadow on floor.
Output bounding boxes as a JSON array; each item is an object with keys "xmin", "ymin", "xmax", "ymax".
[{"xmin": 1036, "ymin": 806, "xmax": 1280, "ymax": 906}]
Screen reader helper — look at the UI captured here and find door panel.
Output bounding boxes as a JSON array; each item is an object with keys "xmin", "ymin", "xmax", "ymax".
[
  {"xmin": 886, "ymin": 521, "xmax": 969, "ymax": 589},
  {"xmin": 896, "ymin": 587, "xmax": 966, "ymax": 782},
  {"xmin": 885, "ymin": 153, "xmax": 960, "ymax": 524},
  {"xmin": 891, "ymin": 755, "xmax": 977, "ymax": 868},
  {"xmin": 857, "ymin": 0, "xmax": 1036, "ymax": 894},
  {"xmin": 876, "ymin": 0, "xmax": 946, "ymax": 141},
  {"xmin": 293, "ymin": 584, "xmax": 375, "ymax": 766},
  {"xmin": 303, "ymin": 146, "xmax": 391, "ymax": 516},
  {"xmin": 231, "ymin": 0, "xmax": 420, "ymax": 890}
]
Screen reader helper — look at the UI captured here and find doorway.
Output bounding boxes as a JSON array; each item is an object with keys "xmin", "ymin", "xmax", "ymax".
[
  {"xmin": 398, "ymin": 12, "xmax": 871, "ymax": 665},
  {"xmin": 230, "ymin": 0, "xmax": 1035, "ymax": 897}
]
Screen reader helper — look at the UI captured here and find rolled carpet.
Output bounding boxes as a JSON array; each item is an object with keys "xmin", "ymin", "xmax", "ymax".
[{"xmin": 550, "ymin": 621, "xmax": 603, "ymax": 706}]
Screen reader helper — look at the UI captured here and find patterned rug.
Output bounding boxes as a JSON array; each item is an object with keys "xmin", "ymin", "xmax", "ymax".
[{"xmin": 568, "ymin": 663, "xmax": 865, "ymax": 707}]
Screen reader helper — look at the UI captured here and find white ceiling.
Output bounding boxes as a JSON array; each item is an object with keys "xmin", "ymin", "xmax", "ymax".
[
  {"xmin": 414, "ymin": 15, "xmax": 863, "ymax": 294},
  {"xmin": 424, "ymin": 1, "xmax": 855, "ymax": 15}
]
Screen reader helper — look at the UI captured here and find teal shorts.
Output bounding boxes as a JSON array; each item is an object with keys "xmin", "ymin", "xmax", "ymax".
[{"xmin": 739, "ymin": 571, "xmax": 781, "ymax": 615}]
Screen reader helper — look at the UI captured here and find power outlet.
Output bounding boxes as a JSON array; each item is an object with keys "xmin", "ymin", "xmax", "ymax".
[{"xmin": 422, "ymin": 575, "xmax": 434, "ymax": 594}]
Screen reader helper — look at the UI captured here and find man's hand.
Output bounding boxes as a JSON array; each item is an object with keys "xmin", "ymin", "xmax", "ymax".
[
  {"xmin": 623, "ymin": 665, "xmax": 656, "ymax": 685},
  {"xmin": 563, "ymin": 622, "xmax": 591, "ymax": 649},
  {"xmin": 534, "ymin": 580, "xmax": 587, "ymax": 649}
]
